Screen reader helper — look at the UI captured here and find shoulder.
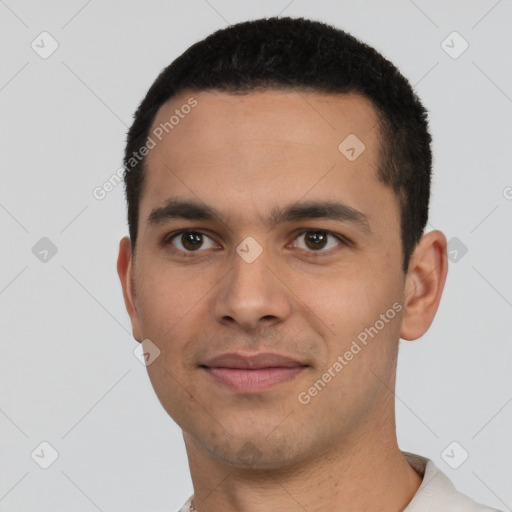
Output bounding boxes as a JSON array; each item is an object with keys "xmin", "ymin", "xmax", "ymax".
[
  {"xmin": 177, "ymin": 495, "xmax": 193, "ymax": 512},
  {"xmin": 403, "ymin": 452, "xmax": 502, "ymax": 512}
]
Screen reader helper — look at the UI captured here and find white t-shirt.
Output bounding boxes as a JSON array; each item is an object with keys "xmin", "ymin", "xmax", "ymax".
[{"xmin": 177, "ymin": 452, "xmax": 501, "ymax": 511}]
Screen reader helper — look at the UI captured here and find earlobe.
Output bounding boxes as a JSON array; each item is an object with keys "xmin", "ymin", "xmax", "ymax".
[
  {"xmin": 399, "ymin": 230, "xmax": 449, "ymax": 341},
  {"xmin": 117, "ymin": 236, "xmax": 143, "ymax": 342}
]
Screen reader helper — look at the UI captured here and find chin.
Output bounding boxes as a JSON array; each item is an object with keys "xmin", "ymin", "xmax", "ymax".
[
  {"xmin": 211, "ymin": 443, "xmax": 298, "ymax": 470},
  {"xmin": 194, "ymin": 426, "xmax": 310, "ymax": 471}
]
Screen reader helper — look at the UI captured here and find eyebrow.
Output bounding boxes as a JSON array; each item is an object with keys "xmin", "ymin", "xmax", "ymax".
[{"xmin": 147, "ymin": 198, "xmax": 372, "ymax": 234}]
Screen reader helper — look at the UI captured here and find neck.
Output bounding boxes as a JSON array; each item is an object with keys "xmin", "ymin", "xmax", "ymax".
[{"xmin": 184, "ymin": 420, "xmax": 422, "ymax": 512}]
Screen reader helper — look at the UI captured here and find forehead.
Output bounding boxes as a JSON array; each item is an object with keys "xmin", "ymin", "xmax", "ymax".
[
  {"xmin": 140, "ymin": 89, "xmax": 396, "ymax": 236},
  {"xmin": 148, "ymin": 88, "xmax": 381, "ymax": 162}
]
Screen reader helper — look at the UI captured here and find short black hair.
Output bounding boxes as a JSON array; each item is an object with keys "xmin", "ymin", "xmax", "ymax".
[{"xmin": 123, "ymin": 16, "xmax": 432, "ymax": 273}]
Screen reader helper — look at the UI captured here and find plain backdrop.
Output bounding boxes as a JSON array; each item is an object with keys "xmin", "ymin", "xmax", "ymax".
[{"xmin": 1, "ymin": 1, "xmax": 511, "ymax": 511}]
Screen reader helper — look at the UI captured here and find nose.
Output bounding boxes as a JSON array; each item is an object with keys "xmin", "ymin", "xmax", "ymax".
[{"xmin": 212, "ymin": 242, "xmax": 293, "ymax": 331}]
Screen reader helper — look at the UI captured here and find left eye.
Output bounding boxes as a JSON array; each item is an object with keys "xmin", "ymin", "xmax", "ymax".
[{"xmin": 291, "ymin": 230, "xmax": 344, "ymax": 252}]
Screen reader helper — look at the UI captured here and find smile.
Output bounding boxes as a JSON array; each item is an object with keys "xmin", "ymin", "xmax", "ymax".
[
  {"xmin": 200, "ymin": 352, "xmax": 308, "ymax": 393},
  {"xmin": 203, "ymin": 366, "xmax": 306, "ymax": 392}
]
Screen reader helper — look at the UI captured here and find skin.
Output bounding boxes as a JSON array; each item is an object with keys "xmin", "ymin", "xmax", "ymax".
[{"xmin": 117, "ymin": 89, "xmax": 448, "ymax": 511}]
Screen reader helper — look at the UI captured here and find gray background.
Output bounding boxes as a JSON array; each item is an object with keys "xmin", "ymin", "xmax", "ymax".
[{"xmin": 1, "ymin": 1, "xmax": 511, "ymax": 511}]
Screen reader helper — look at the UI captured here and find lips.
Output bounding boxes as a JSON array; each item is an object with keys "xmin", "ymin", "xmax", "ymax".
[
  {"xmin": 203, "ymin": 352, "xmax": 305, "ymax": 369},
  {"xmin": 201, "ymin": 352, "xmax": 308, "ymax": 392}
]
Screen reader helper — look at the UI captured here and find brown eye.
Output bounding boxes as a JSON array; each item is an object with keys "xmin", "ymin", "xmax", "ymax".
[
  {"xmin": 167, "ymin": 231, "xmax": 216, "ymax": 252},
  {"xmin": 181, "ymin": 232, "xmax": 203, "ymax": 251},
  {"xmin": 304, "ymin": 231, "xmax": 328, "ymax": 250},
  {"xmin": 294, "ymin": 230, "xmax": 344, "ymax": 252}
]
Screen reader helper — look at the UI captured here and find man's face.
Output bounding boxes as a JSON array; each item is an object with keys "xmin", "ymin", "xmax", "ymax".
[{"xmin": 122, "ymin": 89, "xmax": 408, "ymax": 468}]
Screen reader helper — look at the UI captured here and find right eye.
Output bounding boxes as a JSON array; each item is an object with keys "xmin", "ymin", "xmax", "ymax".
[{"xmin": 164, "ymin": 230, "xmax": 218, "ymax": 254}]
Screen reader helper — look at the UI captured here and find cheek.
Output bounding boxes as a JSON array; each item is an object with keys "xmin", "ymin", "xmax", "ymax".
[
  {"xmin": 135, "ymin": 262, "xmax": 203, "ymax": 337},
  {"xmin": 135, "ymin": 264, "xmax": 210, "ymax": 376},
  {"xmin": 304, "ymin": 270, "xmax": 402, "ymax": 369},
  {"xmin": 297, "ymin": 271, "xmax": 385, "ymax": 333},
  {"xmin": 145, "ymin": 357, "xmax": 200, "ymax": 431}
]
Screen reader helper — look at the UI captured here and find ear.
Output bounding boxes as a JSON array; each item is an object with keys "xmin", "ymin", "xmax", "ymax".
[
  {"xmin": 117, "ymin": 236, "xmax": 143, "ymax": 342},
  {"xmin": 400, "ymin": 230, "xmax": 449, "ymax": 341}
]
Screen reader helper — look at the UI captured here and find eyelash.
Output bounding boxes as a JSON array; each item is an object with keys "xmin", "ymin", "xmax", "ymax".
[{"xmin": 162, "ymin": 229, "xmax": 350, "ymax": 256}]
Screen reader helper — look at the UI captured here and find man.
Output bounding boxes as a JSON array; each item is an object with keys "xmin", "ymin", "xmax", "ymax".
[{"xmin": 117, "ymin": 16, "xmax": 500, "ymax": 512}]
